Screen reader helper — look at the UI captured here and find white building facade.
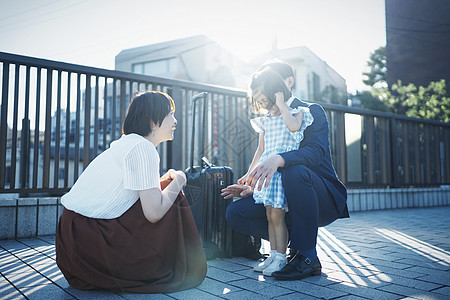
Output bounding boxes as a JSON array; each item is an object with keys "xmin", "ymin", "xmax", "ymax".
[{"xmin": 115, "ymin": 35, "xmax": 348, "ymax": 105}]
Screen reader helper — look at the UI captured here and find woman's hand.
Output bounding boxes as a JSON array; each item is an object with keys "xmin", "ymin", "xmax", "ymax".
[
  {"xmin": 169, "ymin": 170, "xmax": 187, "ymax": 187},
  {"xmin": 160, "ymin": 169, "xmax": 176, "ymax": 181},
  {"xmin": 161, "ymin": 169, "xmax": 186, "ymax": 187},
  {"xmin": 141, "ymin": 170, "xmax": 186, "ymax": 223}
]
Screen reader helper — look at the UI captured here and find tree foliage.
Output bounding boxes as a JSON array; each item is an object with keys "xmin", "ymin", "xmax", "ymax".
[
  {"xmin": 362, "ymin": 46, "xmax": 387, "ymax": 88},
  {"xmin": 321, "ymin": 85, "xmax": 347, "ymax": 105},
  {"xmin": 372, "ymin": 79, "xmax": 450, "ymax": 122},
  {"xmin": 361, "ymin": 47, "xmax": 450, "ymax": 122},
  {"xmin": 358, "ymin": 90, "xmax": 389, "ymax": 112}
]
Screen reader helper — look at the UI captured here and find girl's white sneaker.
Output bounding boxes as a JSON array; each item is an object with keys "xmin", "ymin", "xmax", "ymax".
[
  {"xmin": 262, "ymin": 254, "xmax": 286, "ymax": 276},
  {"xmin": 253, "ymin": 255, "xmax": 275, "ymax": 272}
]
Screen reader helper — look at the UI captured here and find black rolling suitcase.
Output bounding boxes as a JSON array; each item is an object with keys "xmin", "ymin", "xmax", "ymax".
[{"xmin": 184, "ymin": 92, "xmax": 234, "ymax": 259}]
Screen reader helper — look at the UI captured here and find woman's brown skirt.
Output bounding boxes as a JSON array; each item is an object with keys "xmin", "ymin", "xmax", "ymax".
[{"xmin": 55, "ymin": 180, "xmax": 207, "ymax": 294}]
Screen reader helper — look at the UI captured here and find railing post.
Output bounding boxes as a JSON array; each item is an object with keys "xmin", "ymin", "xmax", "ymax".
[
  {"xmin": 43, "ymin": 69, "xmax": 53, "ymax": 188},
  {"xmin": 10, "ymin": 64, "xmax": 21, "ymax": 190},
  {"xmin": 390, "ymin": 118, "xmax": 400, "ymax": 188},
  {"xmin": 83, "ymin": 74, "xmax": 92, "ymax": 169},
  {"xmin": 20, "ymin": 65, "xmax": 31, "ymax": 189},
  {"xmin": 0, "ymin": 62, "xmax": 9, "ymax": 188},
  {"xmin": 119, "ymin": 79, "xmax": 126, "ymax": 134},
  {"xmin": 20, "ymin": 119, "xmax": 30, "ymax": 188},
  {"xmin": 167, "ymin": 86, "xmax": 183, "ymax": 170}
]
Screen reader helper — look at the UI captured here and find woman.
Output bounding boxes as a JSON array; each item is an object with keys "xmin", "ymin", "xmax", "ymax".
[{"xmin": 56, "ymin": 91, "xmax": 206, "ymax": 293}]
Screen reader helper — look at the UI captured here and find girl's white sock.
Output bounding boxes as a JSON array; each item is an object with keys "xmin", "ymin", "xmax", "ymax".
[
  {"xmin": 270, "ymin": 249, "xmax": 277, "ymax": 257},
  {"xmin": 276, "ymin": 252, "xmax": 287, "ymax": 260}
]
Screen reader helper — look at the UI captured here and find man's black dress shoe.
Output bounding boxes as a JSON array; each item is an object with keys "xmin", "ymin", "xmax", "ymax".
[
  {"xmin": 272, "ymin": 253, "xmax": 321, "ymax": 280},
  {"xmin": 286, "ymin": 248, "xmax": 297, "ymax": 261}
]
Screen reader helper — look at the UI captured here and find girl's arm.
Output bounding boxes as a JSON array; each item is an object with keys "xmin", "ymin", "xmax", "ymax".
[
  {"xmin": 138, "ymin": 170, "xmax": 186, "ymax": 223},
  {"xmin": 275, "ymin": 92, "xmax": 303, "ymax": 132},
  {"xmin": 238, "ymin": 132, "xmax": 264, "ymax": 185}
]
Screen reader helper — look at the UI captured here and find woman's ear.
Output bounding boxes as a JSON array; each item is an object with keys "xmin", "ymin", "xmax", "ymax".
[{"xmin": 148, "ymin": 121, "xmax": 157, "ymax": 134}]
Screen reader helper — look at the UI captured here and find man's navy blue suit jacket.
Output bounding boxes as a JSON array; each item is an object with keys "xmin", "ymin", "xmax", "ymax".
[{"xmin": 281, "ymin": 98, "xmax": 349, "ymax": 218}]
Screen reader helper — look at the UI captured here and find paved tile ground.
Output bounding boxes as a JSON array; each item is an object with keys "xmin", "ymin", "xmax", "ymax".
[{"xmin": 1, "ymin": 206, "xmax": 450, "ymax": 299}]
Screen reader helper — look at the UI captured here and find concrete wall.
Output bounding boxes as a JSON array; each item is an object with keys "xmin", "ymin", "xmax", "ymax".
[
  {"xmin": 1, "ymin": 186, "xmax": 450, "ymax": 239},
  {"xmin": 347, "ymin": 187, "xmax": 450, "ymax": 212},
  {"xmin": 0, "ymin": 197, "xmax": 63, "ymax": 240}
]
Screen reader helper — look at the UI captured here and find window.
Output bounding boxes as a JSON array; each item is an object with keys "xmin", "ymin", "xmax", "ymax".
[
  {"xmin": 132, "ymin": 63, "xmax": 144, "ymax": 74},
  {"xmin": 5, "ymin": 166, "xmax": 11, "ymax": 185},
  {"xmin": 132, "ymin": 58, "xmax": 177, "ymax": 76},
  {"xmin": 312, "ymin": 72, "xmax": 321, "ymax": 100}
]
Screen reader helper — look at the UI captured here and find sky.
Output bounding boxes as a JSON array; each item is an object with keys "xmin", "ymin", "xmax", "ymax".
[{"xmin": 0, "ymin": 0, "xmax": 386, "ymax": 93}]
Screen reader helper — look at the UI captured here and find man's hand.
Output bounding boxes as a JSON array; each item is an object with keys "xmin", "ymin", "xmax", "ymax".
[
  {"xmin": 247, "ymin": 155, "xmax": 285, "ymax": 191},
  {"xmin": 221, "ymin": 184, "xmax": 253, "ymax": 199}
]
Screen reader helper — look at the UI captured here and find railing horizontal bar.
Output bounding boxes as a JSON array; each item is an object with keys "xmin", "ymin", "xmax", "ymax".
[
  {"xmin": 322, "ymin": 102, "xmax": 450, "ymax": 127},
  {"xmin": 0, "ymin": 52, "xmax": 246, "ymax": 96}
]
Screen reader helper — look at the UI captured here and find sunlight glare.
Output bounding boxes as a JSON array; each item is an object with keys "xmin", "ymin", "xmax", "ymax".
[
  {"xmin": 374, "ymin": 228, "xmax": 450, "ymax": 266},
  {"xmin": 318, "ymin": 228, "xmax": 390, "ymax": 285}
]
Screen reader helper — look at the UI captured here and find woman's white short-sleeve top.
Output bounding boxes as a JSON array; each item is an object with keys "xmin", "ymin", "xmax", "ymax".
[{"xmin": 61, "ymin": 134, "xmax": 160, "ymax": 219}]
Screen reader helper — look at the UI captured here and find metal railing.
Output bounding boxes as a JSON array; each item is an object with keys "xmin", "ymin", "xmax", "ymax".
[
  {"xmin": 325, "ymin": 103, "xmax": 450, "ymax": 188},
  {"xmin": 1, "ymin": 52, "xmax": 449, "ymax": 196},
  {"xmin": 0, "ymin": 52, "xmax": 252, "ymax": 195}
]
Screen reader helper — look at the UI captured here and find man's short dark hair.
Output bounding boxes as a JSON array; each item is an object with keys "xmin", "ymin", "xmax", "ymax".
[
  {"xmin": 256, "ymin": 59, "xmax": 295, "ymax": 80},
  {"xmin": 122, "ymin": 91, "xmax": 175, "ymax": 137}
]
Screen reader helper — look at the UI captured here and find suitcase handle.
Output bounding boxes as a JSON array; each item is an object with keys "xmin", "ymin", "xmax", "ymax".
[
  {"xmin": 202, "ymin": 156, "xmax": 213, "ymax": 168},
  {"xmin": 189, "ymin": 92, "xmax": 208, "ymax": 172}
]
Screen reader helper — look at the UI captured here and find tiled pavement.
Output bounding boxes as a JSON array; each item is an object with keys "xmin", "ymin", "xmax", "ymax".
[{"xmin": 1, "ymin": 206, "xmax": 450, "ymax": 299}]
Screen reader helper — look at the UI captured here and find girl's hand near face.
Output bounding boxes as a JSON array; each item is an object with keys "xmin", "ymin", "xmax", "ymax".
[{"xmin": 274, "ymin": 92, "xmax": 286, "ymax": 110}]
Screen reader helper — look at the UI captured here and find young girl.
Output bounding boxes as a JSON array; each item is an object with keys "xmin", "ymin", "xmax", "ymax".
[{"xmin": 239, "ymin": 69, "xmax": 314, "ymax": 276}]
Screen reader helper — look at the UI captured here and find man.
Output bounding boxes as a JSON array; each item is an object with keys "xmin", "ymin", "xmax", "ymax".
[{"xmin": 222, "ymin": 60, "xmax": 349, "ymax": 280}]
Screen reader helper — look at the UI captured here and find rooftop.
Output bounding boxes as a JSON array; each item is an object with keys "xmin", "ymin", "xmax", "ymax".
[{"xmin": 1, "ymin": 206, "xmax": 449, "ymax": 299}]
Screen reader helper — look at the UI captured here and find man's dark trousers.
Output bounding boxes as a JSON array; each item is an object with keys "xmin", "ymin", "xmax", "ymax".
[{"xmin": 225, "ymin": 164, "xmax": 341, "ymax": 251}]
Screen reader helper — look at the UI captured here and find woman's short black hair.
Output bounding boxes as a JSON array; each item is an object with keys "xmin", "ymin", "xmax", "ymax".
[
  {"xmin": 122, "ymin": 91, "xmax": 175, "ymax": 137},
  {"xmin": 250, "ymin": 69, "xmax": 292, "ymax": 114}
]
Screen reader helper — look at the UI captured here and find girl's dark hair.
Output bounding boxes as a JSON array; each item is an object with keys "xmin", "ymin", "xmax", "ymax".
[
  {"xmin": 122, "ymin": 91, "xmax": 175, "ymax": 137},
  {"xmin": 250, "ymin": 69, "xmax": 292, "ymax": 114}
]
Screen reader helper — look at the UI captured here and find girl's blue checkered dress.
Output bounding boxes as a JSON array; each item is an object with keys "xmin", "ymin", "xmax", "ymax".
[{"xmin": 250, "ymin": 107, "xmax": 314, "ymax": 211}]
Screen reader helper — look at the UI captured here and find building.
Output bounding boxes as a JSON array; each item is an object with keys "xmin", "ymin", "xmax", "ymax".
[
  {"xmin": 385, "ymin": 0, "xmax": 450, "ymax": 88},
  {"xmin": 115, "ymin": 35, "xmax": 252, "ymax": 89},
  {"xmin": 115, "ymin": 35, "xmax": 348, "ymax": 104},
  {"xmin": 256, "ymin": 46, "xmax": 348, "ymax": 105}
]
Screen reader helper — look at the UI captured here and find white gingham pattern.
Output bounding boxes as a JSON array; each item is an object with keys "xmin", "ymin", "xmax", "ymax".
[{"xmin": 251, "ymin": 107, "xmax": 314, "ymax": 211}]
